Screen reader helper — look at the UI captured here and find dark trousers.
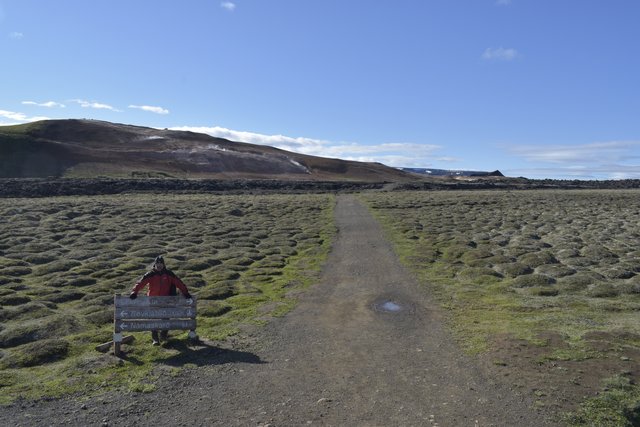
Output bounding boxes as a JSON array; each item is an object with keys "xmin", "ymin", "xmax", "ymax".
[{"xmin": 152, "ymin": 330, "xmax": 168, "ymax": 341}]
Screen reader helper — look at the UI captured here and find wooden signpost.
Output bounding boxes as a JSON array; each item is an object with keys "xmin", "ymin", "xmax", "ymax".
[{"xmin": 112, "ymin": 295, "xmax": 197, "ymax": 356}]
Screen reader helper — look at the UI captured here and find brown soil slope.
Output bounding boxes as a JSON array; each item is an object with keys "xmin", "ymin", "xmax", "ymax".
[{"xmin": 0, "ymin": 119, "xmax": 413, "ymax": 182}]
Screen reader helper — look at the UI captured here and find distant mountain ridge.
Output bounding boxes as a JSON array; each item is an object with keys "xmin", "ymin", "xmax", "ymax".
[
  {"xmin": 0, "ymin": 119, "xmax": 413, "ymax": 182},
  {"xmin": 400, "ymin": 167, "xmax": 504, "ymax": 177}
]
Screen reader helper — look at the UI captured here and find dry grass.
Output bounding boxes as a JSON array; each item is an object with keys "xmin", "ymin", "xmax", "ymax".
[
  {"xmin": 363, "ymin": 189, "xmax": 640, "ymax": 303},
  {"xmin": 0, "ymin": 193, "xmax": 334, "ymax": 402},
  {"xmin": 361, "ymin": 189, "xmax": 640, "ymax": 425}
]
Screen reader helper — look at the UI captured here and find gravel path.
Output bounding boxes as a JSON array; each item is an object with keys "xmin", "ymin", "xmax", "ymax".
[{"xmin": 2, "ymin": 195, "xmax": 559, "ymax": 426}]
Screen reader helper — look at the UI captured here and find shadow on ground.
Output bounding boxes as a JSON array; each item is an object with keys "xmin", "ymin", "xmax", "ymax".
[{"xmin": 157, "ymin": 339, "xmax": 265, "ymax": 367}]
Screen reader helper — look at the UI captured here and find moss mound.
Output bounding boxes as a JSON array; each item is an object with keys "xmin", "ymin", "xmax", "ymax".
[{"xmin": 1, "ymin": 339, "xmax": 69, "ymax": 368}]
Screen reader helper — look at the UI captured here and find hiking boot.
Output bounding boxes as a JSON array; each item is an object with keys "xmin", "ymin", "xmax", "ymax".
[{"xmin": 152, "ymin": 340, "xmax": 160, "ymax": 346}]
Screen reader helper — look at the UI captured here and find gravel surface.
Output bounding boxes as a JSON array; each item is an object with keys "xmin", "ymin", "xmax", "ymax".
[{"xmin": 1, "ymin": 195, "xmax": 560, "ymax": 426}]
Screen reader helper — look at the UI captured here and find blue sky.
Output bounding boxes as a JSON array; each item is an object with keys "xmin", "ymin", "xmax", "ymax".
[{"xmin": 1, "ymin": 1, "xmax": 639, "ymax": 179}]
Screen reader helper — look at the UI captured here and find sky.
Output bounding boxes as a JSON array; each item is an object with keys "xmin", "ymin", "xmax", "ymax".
[{"xmin": 1, "ymin": 0, "xmax": 639, "ymax": 180}]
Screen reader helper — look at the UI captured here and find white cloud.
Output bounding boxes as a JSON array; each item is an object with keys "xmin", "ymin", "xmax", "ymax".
[
  {"xmin": 129, "ymin": 105, "xmax": 169, "ymax": 115},
  {"xmin": 482, "ymin": 47, "xmax": 520, "ymax": 61},
  {"xmin": 608, "ymin": 169, "xmax": 640, "ymax": 179},
  {"xmin": 221, "ymin": 2, "xmax": 236, "ymax": 11},
  {"xmin": 0, "ymin": 110, "xmax": 28, "ymax": 122},
  {"xmin": 169, "ymin": 126, "xmax": 329, "ymax": 154},
  {"xmin": 22, "ymin": 100, "xmax": 66, "ymax": 108},
  {"xmin": 505, "ymin": 165, "xmax": 640, "ymax": 180},
  {"xmin": 434, "ymin": 156, "xmax": 461, "ymax": 163},
  {"xmin": 168, "ymin": 125, "xmax": 444, "ymax": 168},
  {"xmin": 504, "ymin": 141, "xmax": 640, "ymax": 179},
  {"xmin": 0, "ymin": 109, "xmax": 50, "ymax": 125},
  {"xmin": 71, "ymin": 99, "xmax": 120, "ymax": 112},
  {"xmin": 314, "ymin": 142, "xmax": 441, "ymax": 163},
  {"xmin": 507, "ymin": 141, "xmax": 640, "ymax": 164},
  {"xmin": 9, "ymin": 31, "xmax": 23, "ymax": 40}
]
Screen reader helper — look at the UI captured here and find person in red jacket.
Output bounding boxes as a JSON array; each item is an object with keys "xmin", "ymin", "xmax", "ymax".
[{"xmin": 130, "ymin": 255, "xmax": 192, "ymax": 345}]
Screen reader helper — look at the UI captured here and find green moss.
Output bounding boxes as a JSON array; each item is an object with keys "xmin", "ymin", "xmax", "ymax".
[
  {"xmin": 42, "ymin": 290, "xmax": 86, "ymax": 303},
  {"xmin": 512, "ymin": 274, "xmax": 555, "ymax": 288},
  {"xmin": 618, "ymin": 282, "xmax": 640, "ymax": 295},
  {"xmin": 557, "ymin": 272, "xmax": 601, "ymax": 291},
  {"xmin": 360, "ymin": 189, "xmax": 640, "ymax": 373},
  {"xmin": 565, "ymin": 375, "xmax": 640, "ymax": 427},
  {"xmin": 601, "ymin": 268, "xmax": 636, "ymax": 280},
  {"xmin": 66, "ymin": 277, "xmax": 98, "ymax": 288},
  {"xmin": 0, "ymin": 192, "xmax": 336, "ymax": 404},
  {"xmin": 581, "ymin": 245, "xmax": 618, "ymax": 261},
  {"xmin": 0, "ymin": 314, "xmax": 80, "ymax": 348},
  {"xmin": 84, "ymin": 308, "xmax": 113, "ymax": 326},
  {"xmin": 588, "ymin": 283, "xmax": 619, "ymax": 298},
  {"xmin": 127, "ymin": 380, "xmax": 157, "ymax": 393},
  {"xmin": 441, "ymin": 244, "xmax": 471, "ymax": 261},
  {"xmin": 519, "ymin": 251, "xmax": 558, "ymax": 268},
  {"xmin": 0, "ymin": 302, "xmax": 54, "ymax": 321},
  {"xmin": 0, "ymin": 295, "xmax": 31, "ymax": 306},
  {"xmin": 182, "ymin": 258, "xmax": 221, "ymax": 271},
  {"xmin": 199, "ymin": 302, "xmax": 232, "ymax": 317},
  {"xmin": 34, "ymin": 260, "xmax": 82, "ymax": 275},
  {"xmin": 0, "ymin": 339, "xmax": 70, "ymax": 368},
  {"xmin": 461, "ymin": 248, "xmax": 494, "ymax": 263},
  {"xmin": 526, "ymin": 287, "xmax": 560, "ymax": 297},
  {"xmin": 196, "ymin": 284, "xmax": 238, "ymax": 300},
  {"xmin": 496, "ymin": 262, "xmax": 533, "ymax": 278},
  {"xmin": 457, "ymin": 267, "xmax": 502, "ymax": 279},
  {"xmin": 0, "ymin": 266, "xmax": 33, "ymax": 276}
]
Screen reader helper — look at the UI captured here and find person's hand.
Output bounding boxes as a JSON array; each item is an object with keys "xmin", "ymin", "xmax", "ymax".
[
  {"xmin": 129, "ymin": 292, "xmax": 137, "ymax": 300},
  {"xmin": 184, "ymin": 292, "xmax": 192, "ymax": 299}
]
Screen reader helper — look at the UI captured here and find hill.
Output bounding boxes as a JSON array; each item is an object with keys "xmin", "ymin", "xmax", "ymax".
[
  {"xmin": 0, "ymin": 119, "xmax": 413, "ymax": 182},
  {"xmin": 400, "ymin": 167, "xmax": 504, "ymax": 177}
]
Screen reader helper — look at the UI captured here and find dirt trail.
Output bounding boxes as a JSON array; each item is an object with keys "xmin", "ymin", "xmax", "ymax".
[{"xmin": 3, "ymin": 195, "xmax": 559, "ymax": 426}]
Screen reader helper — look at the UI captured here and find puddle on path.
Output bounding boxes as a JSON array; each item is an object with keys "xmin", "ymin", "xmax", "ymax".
[
  {"xmin": 371, "ymin": 293, "xmax": 416, "ymax": 315},
  {"xmin": 379, "ymin": 301, "xmax": 402, "ymax": 312},
  {"xmin": 373, "ymin": 299, "xmax": 407, "ymax": 313}
]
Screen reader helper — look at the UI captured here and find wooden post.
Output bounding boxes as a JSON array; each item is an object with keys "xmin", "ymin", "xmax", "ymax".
[
  {"xmin": 95, "ymin": 335, "xmax": 134, "ymax": 353},
  {"xmin": 113, "ymin": 295, "xmax": 122, "ymax": 356}
]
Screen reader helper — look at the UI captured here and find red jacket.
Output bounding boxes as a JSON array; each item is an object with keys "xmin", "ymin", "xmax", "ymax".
[{"xmin": 132, "ymin": 269, "xmax": 189, "ymax": 297}]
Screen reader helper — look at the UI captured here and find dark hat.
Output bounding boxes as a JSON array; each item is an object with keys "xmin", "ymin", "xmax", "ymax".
[{"xmin": 154, "ymin": 255, "xmax": 165, "ymax": 264}]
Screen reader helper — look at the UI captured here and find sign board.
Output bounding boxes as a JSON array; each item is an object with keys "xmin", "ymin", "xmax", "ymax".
[
  {"xmin": 114, "ymin": 295, "xmax": 196, "ymax": 308},
  {"xmin": 116, "ymin": 319, "xmax": 197, "ymax": 332},
  {"xmin": 115, "ymin": 307, "xmax": 196, "ymax": 320},
  {"xmin": 112, "ymin": 294, "xmax": 198, "ymax": 356}
]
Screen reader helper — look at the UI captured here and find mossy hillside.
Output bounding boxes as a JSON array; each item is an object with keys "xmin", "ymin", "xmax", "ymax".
[
  {"xmin": 360, "ymin": 189, "xmax": 640, "ymax": 424},
  {"xmin": 0, "ymin": 193, "xmax": 335, "ymax": 403}
]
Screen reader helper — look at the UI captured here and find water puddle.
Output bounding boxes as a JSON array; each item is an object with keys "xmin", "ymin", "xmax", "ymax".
[
  {"xmin": 371, "ymin": 293, "xmax": 415, "ymax": 315},
  {"xmin": 373, "ymin": 300, "xmax": 406, "ymax": 313},
  {"xmin": 380, "ymin": 301, "xmax": 402, "ymax": 312}
]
